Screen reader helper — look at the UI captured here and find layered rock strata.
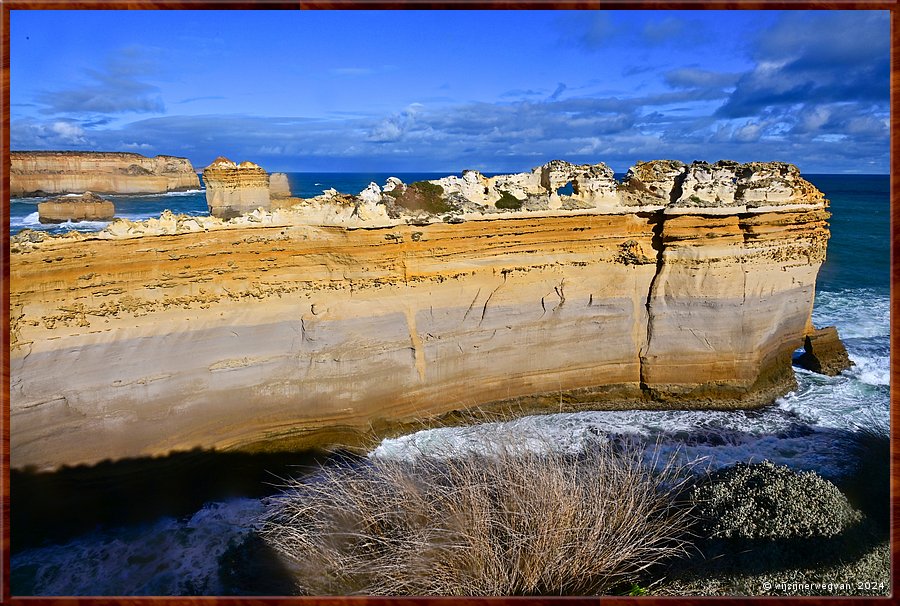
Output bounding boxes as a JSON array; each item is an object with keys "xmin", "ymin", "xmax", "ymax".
[
  {"xmin": 37, "ymin": 191, "xmax": 115, "ymax": 224},
  {"xmin": 10, "ymin": 151, "xmax": 200, "ymax": 196},
  {"xmin": 202, "ymin": 157, "xmax": 271, "ymax": 219},
  {"xmin": 10, "ymin": 159, "xmax": 833, "ymax": 470}
]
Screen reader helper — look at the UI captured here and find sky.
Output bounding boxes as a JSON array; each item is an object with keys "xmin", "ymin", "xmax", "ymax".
[{"xmin": 10, "ymin": 10, "xmax": 890, "ymax": 174}]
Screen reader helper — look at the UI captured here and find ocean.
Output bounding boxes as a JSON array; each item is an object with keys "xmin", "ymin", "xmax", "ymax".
[{"xmin": 8, "ymin": 173, "xmax": 891, "ymax": 595}]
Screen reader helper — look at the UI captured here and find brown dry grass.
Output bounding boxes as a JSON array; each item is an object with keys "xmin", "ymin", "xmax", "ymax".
[{"xmin": 259, "ymin": 438, "xmax": 694, "ymax": 596}]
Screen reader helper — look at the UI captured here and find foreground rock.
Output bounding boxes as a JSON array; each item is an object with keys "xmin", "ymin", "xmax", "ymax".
[
  {"xmin": 10, "ymin": 159, "xmax": 835, "ymax": 470},
  {"xmin": 657, "ymin": 460, "xmax": 886, "ymax": 596},
  {"xmin": 795, "ymin": 326, "xmax": 854, "ymax": 375},
  {"xmin": 11, "ymin": 151, "xmax": 200, "ymax": 196},
  {"xmin": 37, "ymin": 191, "xmax": 115, "ymax": 224},
  {"xmin": 691, "ymin": 461, "xmax": 862, "ymax": 540}
]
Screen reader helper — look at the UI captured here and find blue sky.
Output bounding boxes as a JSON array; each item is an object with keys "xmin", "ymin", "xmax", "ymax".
[{"xmin": 10, "ymin": 10, "xmax": 889, "ymax": 173}]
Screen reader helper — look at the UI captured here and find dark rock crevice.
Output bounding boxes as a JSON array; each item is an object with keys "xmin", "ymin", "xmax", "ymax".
[{"xmin": 639, "ymin": 209, "xmax": 668, "ymax": 395}]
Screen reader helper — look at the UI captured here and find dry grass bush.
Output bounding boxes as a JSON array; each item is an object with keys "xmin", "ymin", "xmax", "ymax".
[{"xmin": 259, "ymin": 438, "xmax": 694, "ymax": 596}]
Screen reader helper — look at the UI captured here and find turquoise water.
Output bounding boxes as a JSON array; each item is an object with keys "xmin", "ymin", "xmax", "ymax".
[{"xmin": 8, "ymin": 173, "xmax": 891, "ymax": 595}]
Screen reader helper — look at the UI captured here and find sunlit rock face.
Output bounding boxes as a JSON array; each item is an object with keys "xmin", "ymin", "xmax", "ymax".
[
  {"xmin": 37, "ymin": 191, "xmax": 116, "ymax": 223},
  {"xmin": 10, "ymin": 151, "xmax": 200, "ymax": 196},
  {"xmin": 202, "ymin": 157, "xmax": 272, "ymax": 219},
  {"xmin": 9, "ymin": 159, "xmax": 833, "ymax": 471}
]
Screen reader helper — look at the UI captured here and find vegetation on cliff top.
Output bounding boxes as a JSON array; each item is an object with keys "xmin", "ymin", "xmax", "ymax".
[{"xmin": 388, "ymin": 181, "xmax": 455, "ymax": 215}]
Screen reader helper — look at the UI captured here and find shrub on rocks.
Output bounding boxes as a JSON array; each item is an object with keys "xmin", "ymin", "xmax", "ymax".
[
  {"xmin": 495, "ymin": 191, "xmax": 523, "ymax": 210},
  {"xmin": 259, "ymin": 440, "xmax": 694, "ymax": 596},
  {"xmin": 391, "ymin": 181, "xmax": 454, "ymax": 215},
  {"xmin": 691, "ymin": 461, "xmax": 861, "ymax": 540}
]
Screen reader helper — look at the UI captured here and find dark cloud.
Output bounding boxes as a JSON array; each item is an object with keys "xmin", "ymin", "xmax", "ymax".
[
  {"xmin": 499, "ymin": 89, "xmax": 544, "ymax": 99},
  {"xmin": 36, "ymin": 46, "xmax": 165, "ymax": 115},
  {"xmin": 664, "ymin": 68, "xmax": 740, "ymax": 90},
  {"xmin": 717, "ymin": 11, "xmax": 888, "ymax": 118},
  {"xmin": 548, "ymin": 83, "xmax": 567, "ymax": 101}
]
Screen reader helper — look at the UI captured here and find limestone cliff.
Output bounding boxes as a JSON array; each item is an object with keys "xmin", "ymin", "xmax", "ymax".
[
  {"xmin": 10, "ymin": 151, "xmax": 200, "ymax": 196},
  {"xmin": 9, "ymin": 159, "xmax": 833, "ymax": 471},
  {"xmin": 202, "ymin": 157, "xmax": 271, "ymax": 218}
]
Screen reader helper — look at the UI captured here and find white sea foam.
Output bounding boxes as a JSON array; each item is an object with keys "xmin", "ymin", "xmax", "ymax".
[
  {"xmin": 14, "ymin": 212, "xmax": 41, "ymax": 227},
  {"xmin": 813, "ymin": 289, "xmax": 890, "ymax": 339},
  {"xmin": 164, "ymin": 189, "xmax": 205, "ymax": 196}
]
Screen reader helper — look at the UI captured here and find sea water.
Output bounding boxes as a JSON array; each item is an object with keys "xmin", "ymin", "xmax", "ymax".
[{"xmin": 8, "ymin": 174, "xmax": 890, "ymax": 595}]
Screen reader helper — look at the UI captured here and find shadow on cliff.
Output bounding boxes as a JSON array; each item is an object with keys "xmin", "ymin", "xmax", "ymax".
[{"xmin": 10, "ymin": 446, "xmax": 351, "ymax": 555}]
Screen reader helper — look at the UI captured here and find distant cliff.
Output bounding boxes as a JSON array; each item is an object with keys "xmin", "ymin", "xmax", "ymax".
[
  {"xmin": 10, "ymin": 159, "xmax": 837, "ymax": 471},
  {"xmin": 10, "ymin": 151, "xmax": 200, "ymax": 196}
]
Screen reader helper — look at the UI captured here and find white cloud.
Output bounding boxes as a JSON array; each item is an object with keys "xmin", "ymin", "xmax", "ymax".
[{"xmin": 50, "ymin": 121, "xmax": 87, "ymax": 143}]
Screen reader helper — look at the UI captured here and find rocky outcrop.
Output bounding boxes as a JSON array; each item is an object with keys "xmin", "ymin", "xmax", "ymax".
[
  {"xmin": 37, "ymin": 191, "xmax": 115, "ymax": 224},
  {"xmin": 269, "ymin": 173, "xmax": 291, "ymax": 198},
  {"xmin": 9, "ymin": 159, "xmax": 835, "ymax": 471},
  {"xmin": 202, "ymin": 157, "xmax": 271, "ymax": 219},
  {"xmin": 10, "ymin": 151, "xmax": 200, "ymax": 196},
  {"xmin": 795, "ymin": 326, "xmax": 854, "ymax": 376}
]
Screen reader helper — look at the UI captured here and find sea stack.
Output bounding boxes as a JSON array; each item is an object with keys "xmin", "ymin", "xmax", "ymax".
[
  {"xmin": 269, "ymin": 173, "xmax": 291, "ymax": 198},
  {"xmin": 202, "ymin": 157, "xmax": 271, "ymax": 219},
  {"xmin": 37, "ymin": 191, "xmax": 116, "ymax": 224},
  {"xmin": 10, "ymin": 151, "xmax": 200, "ymax": 196},
  {"xmin": 10, "ymin": 159, "xmax": 840, "ymax": 471}
]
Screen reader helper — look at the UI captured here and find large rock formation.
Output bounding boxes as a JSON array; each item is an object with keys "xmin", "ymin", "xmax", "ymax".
[
  {"xmin": 10, "ymin": 159, "xmax": 835, "ymax": 471},
  {"xmin": 37, "ymin": 191, "xmax": 115, "ymax": 224},
  {"xmin": 10, "ymin": 151, "xmax": 200, "ymax": 196},
  {"xmin": 202, "ymin": 157, "xmax": 271, "ymax": 219},
  {"xmin": 795, "ymin": 326, "xmax": 854, "ymax": 376},
  {"xmin": 269, "ymin": 172, "xmax": 291, "ymax": 198}
]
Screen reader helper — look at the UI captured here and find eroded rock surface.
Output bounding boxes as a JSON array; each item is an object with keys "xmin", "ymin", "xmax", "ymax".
[
  {"xmin": 37, "ymin": 191, "xmax": 115, "ymax": 224},
  {"xmin": 10, "ymin": 158, "xmax": 837, "ymax": 470},
  {"xmin": 795, "ymin": 326, "xmax": 854, "ymax": 376},
  {"xmin": 269, "ymin": 173, "xmax": 291, "ymax": 198},
  {"xmin": 11, "ymin": 151, "xmax": 200, "ymax": 196},
  {"xmin": 203, "ymin": 157, "xmax": 271, "ymax": 218}
]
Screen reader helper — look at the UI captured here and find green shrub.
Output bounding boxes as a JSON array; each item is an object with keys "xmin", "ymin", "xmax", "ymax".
[
  {"xmin": 260, "ymin": 439, "xmax": 694, "ymax": 596},
  {"xmin": 495, "ymin": 191, "xmax": 523, "ymax": 210},
  {"xmin": 388, "ymin": 181, "xmax": 451, "ymax": 214}
]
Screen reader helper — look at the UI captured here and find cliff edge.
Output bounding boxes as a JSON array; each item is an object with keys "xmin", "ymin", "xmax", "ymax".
[
  {"xmin": 10, "ymin": 150, "xmax": 200, "ymax": 196},
  {"xmin": 10, "ymin": 159, "xmax": 835, "ymax": 470}
]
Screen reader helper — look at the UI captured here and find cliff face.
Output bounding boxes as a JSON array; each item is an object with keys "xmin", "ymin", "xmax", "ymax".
[
  {"xmin": 10, "ymin": 151, "xmax": 200, "ymax": 196},
  {"xmin": 9, "ymin": 159, "xmax": 831, "ymax": 470},
  {"xmin": 202, "ymin": 157, "xmax": 271, "ymax": 218}
]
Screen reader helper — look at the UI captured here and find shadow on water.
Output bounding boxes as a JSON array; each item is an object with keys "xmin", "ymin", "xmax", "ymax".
[
  {"xmin": 10, "ymin": 417, "xmax": 889, "ymax": 595},
  {"xmin": 10, "ymin": 446, "xmax": 356, "ymax": 555}
]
